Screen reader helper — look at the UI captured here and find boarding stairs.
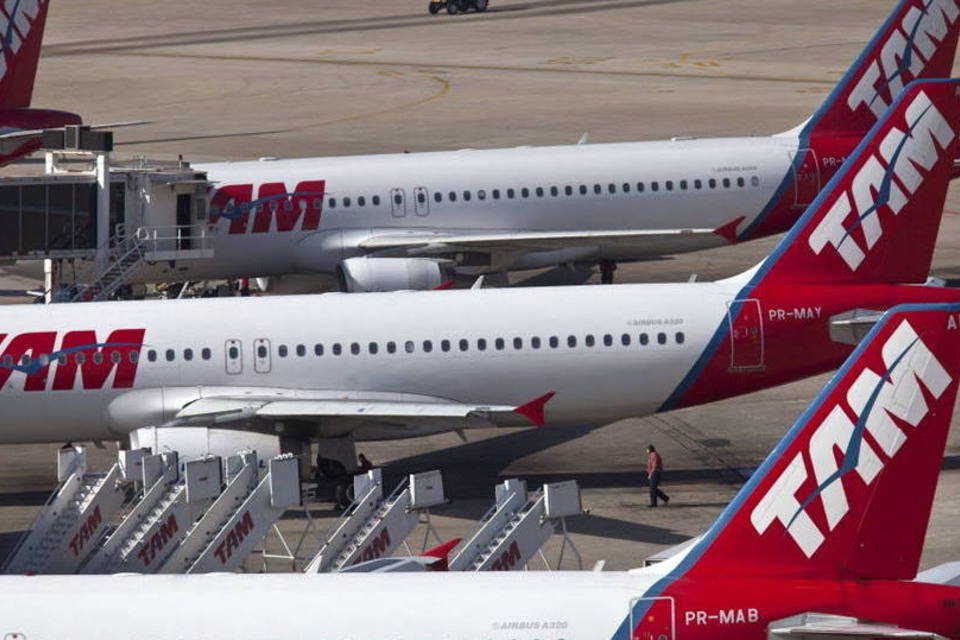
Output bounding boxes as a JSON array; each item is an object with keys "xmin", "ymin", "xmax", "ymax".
[
  {"xmin": 449, "ymin": 479, "xmax": 583, "ymax": 571},
  {"xmin": 305, "ymin": 469, "xmax": 446, "ymax": 573},
  {"xmin": 70, "ymin": 230, "xmax": 146, "ymax": 302},
  {"xmin": 2, "ymin": 446, "xmax": 138, "ymax": 575},
  {"xmin": 83, "ymin": 453, "xmax": 225, "ymax": 574}
]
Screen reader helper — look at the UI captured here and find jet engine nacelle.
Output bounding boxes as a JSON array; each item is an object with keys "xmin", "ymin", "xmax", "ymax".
[{"xmin": 337, "ymin": 256, "xmax": 447, "ymax": 292}]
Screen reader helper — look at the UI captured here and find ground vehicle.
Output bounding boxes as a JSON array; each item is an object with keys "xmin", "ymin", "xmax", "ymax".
[{"xmin": 428, "ymin": 0, "xmax": 488, "ymax": 14}]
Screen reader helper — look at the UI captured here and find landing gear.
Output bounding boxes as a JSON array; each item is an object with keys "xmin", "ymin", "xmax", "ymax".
[{"xmin": 427, "ymin": 0, "xmax": 489, "ymax": 14}]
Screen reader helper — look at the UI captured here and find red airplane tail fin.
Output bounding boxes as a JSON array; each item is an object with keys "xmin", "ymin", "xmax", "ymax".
[
  {"xmin": 678, "ymin": 304, "xmax": 960, "ymax": 581},
  {"xmin": 422, "ymin": 538, "xmax": 461, "ymax": 572},
  {"xmin": 0, "ymin": 0, "xmax": 50, "ymax": 109},
  {"xmin": 745, "ymin": 78, "xmax": 960, "ymax": 290},
  {"xmin": 803, "ymin": 0, "xmax": 960, "ymax": 141}
]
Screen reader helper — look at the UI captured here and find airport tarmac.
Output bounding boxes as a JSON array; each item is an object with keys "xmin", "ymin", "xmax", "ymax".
[{"xmin": 0, "ymin": 0, "xmax": 959, "ymax": 572}]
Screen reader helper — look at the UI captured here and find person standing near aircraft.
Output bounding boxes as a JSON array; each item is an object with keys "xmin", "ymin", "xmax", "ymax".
[{"xmin": 646, "ymin": 444, "xmax": 669, "ymax": 507}]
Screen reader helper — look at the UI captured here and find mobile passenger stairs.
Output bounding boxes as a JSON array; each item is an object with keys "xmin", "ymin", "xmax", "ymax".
[{"xmin": 2, "ymin": 445, "xmax": 302, "ymax": 575}]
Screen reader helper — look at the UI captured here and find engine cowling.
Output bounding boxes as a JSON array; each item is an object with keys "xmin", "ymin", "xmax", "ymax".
[{"xmin": 337, "ymin": 257, "xmax": 447, "ymax": 292}]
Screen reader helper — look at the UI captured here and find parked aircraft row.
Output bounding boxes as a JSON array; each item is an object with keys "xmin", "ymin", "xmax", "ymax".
[{"xmin": 6, "ymin": 302, "xmax": 960, "ymax": 638}]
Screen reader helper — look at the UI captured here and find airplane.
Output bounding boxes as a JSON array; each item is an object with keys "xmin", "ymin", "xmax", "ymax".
[
  {"xmin": 0, "ymin": 78, "xmax": 959, "ymax": 460},
  {"xmin": 4, "ymin": 301, "xmax": 960, "ymax": 639},
  {"xmin": 102, "ymin": 0, "xmax": 960, "ymax": 293}
]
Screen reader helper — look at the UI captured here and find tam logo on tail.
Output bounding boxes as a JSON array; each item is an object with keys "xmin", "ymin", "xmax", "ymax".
[
  {"xmin": 0, "ymin": 0, "xmax": 43, "ymax": 81},
  {"xmin": 750, "ymin": 319, "xmax": 951, "ymax": 558},
  {"xmin": 849, "ymin": 0, "xmax": 960, "ymax": 120},
  {"xmin": 808, "ymin": 88, "xmax": 956, "ymax": 271}
]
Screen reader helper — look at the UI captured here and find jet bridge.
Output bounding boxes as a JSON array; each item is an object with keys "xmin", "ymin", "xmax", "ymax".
[
  {"xmin": 305, "ymin": 469, "xmax": 447, "ymax": 573},
  {"xmin": 1, "ymin": 445, "xmax": 146, "ymax": 575},
  {"xmin": 449, "ymin": 478, "xmax": 583, "ymax": 571}
]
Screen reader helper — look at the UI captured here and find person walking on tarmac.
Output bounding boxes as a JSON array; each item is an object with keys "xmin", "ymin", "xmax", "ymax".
[
  {"xmin": 646, "ymin": 444, "xmax": 670, "ymax": 507},
  {"xmin": 599, "ymin": 259, "xmax": 617, "ymax": 285}
]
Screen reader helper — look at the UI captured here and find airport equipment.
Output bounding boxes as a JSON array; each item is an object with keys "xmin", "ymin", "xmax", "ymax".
[
  {"xmin": 305, "ymin": 469, "xmax": 446, "ymax": 573},
  {"xmin": 449, "ymin": 478, "xmax": 583, "ymax": 571},
  {"xmin": 428, "ymin": 0, "xmax": 487, "ymax": 14},
  {"xmin": 2, "ymin": 446, "xmax": 145, "ymax": 575}
]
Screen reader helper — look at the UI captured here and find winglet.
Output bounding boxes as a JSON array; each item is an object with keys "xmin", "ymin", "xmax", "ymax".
[
  {"xmin": 713, "ymin": 216, "xmax": 745, "ymax": 245},
  {"xmin": 422, "ymin": 537, "xmax": 462, "ymax": 571},
  {"xmin": 513, "ymin": 391, "xmax": 556, "ymax": 427},
  {"xmin": 434, "ymin": 279, "xmax": 456, "ymax": 291}
]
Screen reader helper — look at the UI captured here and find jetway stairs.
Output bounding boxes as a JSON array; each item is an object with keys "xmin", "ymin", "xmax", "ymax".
[
  {"xmin": 449, "ymin": 479, "xmax": 583, "ymax": 571},
  {"xmin": 70, "ymin": 231, "xmax": 147, "ymax": 302},
  {"xmin": 2, "ymin": 446, "xmax": 146, "ymax": 575},
  {"xmin": 305, "ymin": 469, "xmax": 446, "ymax": 573}
]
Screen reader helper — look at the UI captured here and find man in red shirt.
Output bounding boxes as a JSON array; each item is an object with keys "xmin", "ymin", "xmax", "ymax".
[{"xmin": 646, "ymin": 444, "xmax": 670, "ymax": 507}]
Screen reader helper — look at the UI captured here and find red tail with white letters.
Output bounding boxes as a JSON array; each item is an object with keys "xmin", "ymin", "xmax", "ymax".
[
  {"xmin": 758, "ymin": 78, "xmax": 960, "ymax": 287},
  {"xmin": 687, "ymin": 304, "xmax": 960, "ymax": 581},
  {"xmin": 806, "ymin": 0, "xmax": 960, "ymax": 140},
  {"xmin": 0, "ymin": 0, "xmax": 50, "ymax": 109}
]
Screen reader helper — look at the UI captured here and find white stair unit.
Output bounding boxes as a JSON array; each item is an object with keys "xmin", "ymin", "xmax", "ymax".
[
  {"xmin": 450, "ymin": 479, "xmax": 583, "ymax": 571},
  {"xmin": 305, "ymin": 469, "xmax": 446, "ymax": 573},
  {"xmin": 2, "ymin": 446, "xmax": 143, "ymax": 575}
]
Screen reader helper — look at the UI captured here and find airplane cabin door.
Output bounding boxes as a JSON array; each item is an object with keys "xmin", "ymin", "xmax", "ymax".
[
  {"xmin": 727, "ymin": 299, "xmax": 764, "ymax": 370},
  {"xmin": 413, "ymin": 186, "xmax": 430, "ymax": 216},
  {"xmin": 629, "ymin": 596, "xmax": 675, "ymax": 640},
  {"xmin": 254, "ymin": 338, "xmax": 272, "ymax": 373},
  {"xmin": 790, "ymin": 148, "xmax": 820, "ymax": 207},
  {"xmin": 390, "ymin": 188, "xmax": 407, "ymax": 218},
  {"xmin": 225, "ymin": 339, "xmax": 243, "ymax": 375}
]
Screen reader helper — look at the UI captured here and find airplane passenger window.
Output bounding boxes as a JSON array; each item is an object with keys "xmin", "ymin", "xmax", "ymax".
[
  {"xmin": 314, "ymin": 344, "xmax": 324, "ymax": 356},
  {"xmin": 394, "ymin": 194, "xmax": 403, "ymax": 205},
  {"xmin": 513, "ymin": 337, "xmax": 523, "ymax": 349},
  {"xmin": 58, "ymin": 355, "xmax": 67, "ymax": 365},
  {"xmin": 639, "ymin": 333, "xmax": 649, "ymax": 345},
  {"xmin": 166, "ymin": 349, "xmax": 175, "ymax": 362},
  {"xmin": 565, "ymin": 186, "xmax": 573, "ymax": 196},
  {"xmin": 351, "ymin": 343, "xmax": 360, "ymax": 355},
  {"xmin": 521, "ymin": 188, "xmax": 530, "ymax": 198},
  {"xmin": 549, "ymin": 336, "xmax": 559, "ymax": 348},
  {"xmin": 621, "ymin": 333, "xmax": 631, "ymax": 346},
  {"xmin": 148, "ymin": 350, "xmax": 157, "ymax": 362},
  {"xmin": 369, "ymin": 342, "xmax": 378, "ymax": 354},
  {"xmin": 680, "ymin": 180, "xmax": 688, "ymax": 190},
  {"xmin": 202, "ymin": 348, "xmax": 211, "ymax": 360},
  {"xmin": 328, "ymin": 198, "xmax": 337, "ymax": 208},
  {"xmin": 423, "ymin": 340, "xmax": 433, "ymax": 353},
  {"xmin": 434, "ymin": 192, "xmax": 442, "ymax": 203},
  {"xmin": 694, "ymin": 179, "xmax": 702, "ymax": 189},
  {"xmin": 622, "ymin": 183, "xmax": 631, "ymax": 193},
  {"xmin": 722, "ymin": 178, "xmax": 731, "ymax": 188},
  {"xmin": 568, "ymin": 335, "xmax": 577, "ymax": 347},
  {"xmin": 449, "ymin": 191, "xmax": 457, "ymax": 202},
  {"xmin": 593, "ymin": 184, "xmax": 601, "ymax": 195},
  {"xmin": 441, "ymin": 339, "xmax": 451, "ymax": 352},
  {"xmin": 657, "ymin": 332, "xmax": 667, "ymax": 345},
  {"xmin": 495, "ymin": 338, "xmax": 505, "ymax": 350},
  {"xmin": 278, "ymin": 345, "xmax": 288, "ymax": 357},
  {"xmin": 579, "ymin": 185, "xmax": 588, "ymax": 195},
  {"xmin": 603, "ymin": 334, "xmax": 613, "ymax": 346},
  {"xmin": 387, "ymin": 341, "xmax": 397, "ymax": 354},
  {"xmin": 477, "ymin": 338, "xmax": 487, "ymax": 351},
  {"xmin": 478, "ymin": 190, "xmax": 486, "ymax": 200},
  {"xmin": 110, "ymin": 351, "xmax": 122, "ymax": 364},
  {"xmin": 333, "ymin": 343, "xmax": 342, "ymax": 356},
  {"xmin": 19, "ymin": 354, "xmax": 30, "ymax": 367},
  {"xmin": 417, "ymin": 192, "xmax": 426, "ymax": 204},
  {"xmin": 463, "ymin": 191, "xmax": 472, "ymax": 201},
  {"xmin": 675, "ymin": 332, "xmax": 685, "ymax": 344},
  {"xmin": 651, "ymin": 182, "xmax": 659, "ymax": 192},
  {"xmin": 751, "ymin": 176, "xmax": 760, "ymax": 187},
  {"xmin": 585, "ymin": 335, "xmax": 595, "ymax": 347},
  {"xmin": 531, "ymin": 337, "xmax": 541, "ymax": 349},
  {"xmin": 550, "ymin": 186, "xmax": 558, "ymax": 197},
  {"xmin": 493, "ymin": 189, "xmax": 501, "ymax": 199},
  {"xmin": 314, "ymin": 199, "xmax": 323, "ymax": 209},
  {"xmin": 76, "ymin": 353, "xmax": 86, "ymax": 364},
  {"xmin": 608, "ymin": 184, "xmax": 616, "ymax": 194},
  {"xmin": 183, "ymin": 349, "xmax": 193, "ymax": 362},
  {"xmin": 666, "ymin": 181, "xmax": 673, "ymax": 191},
  {"xmin": 708, "ymin": 179, "xmax": 717, "ymax": 189},
  {"xmin": 405, "ymin": 341, "xmax": 415, "ymax": 353},
  {"xmin": 459, "ymin": 339, "xmax": 469, "ymax": 352},
  {"xmin": 343, "ymin": 197, "xmax": 351, "ymax": 207},
  {"xmin": 296, "ymin": 345, "xmax": 306, "ymax": 357},
  {"xmin": 507, "ymin": 188, "xmax": 515, "ymax": 199},
  {"xmin": 535, "ymin": 187, "xmax": 544, "ymax": 197},
  {"xmin": 130, "ymin": 351, "xmax": 141, "ymax": 363},
  {"xmin": 737, "ymin": 177, "xmax": 745, "ymax": 188},
  {"xmin": 637, "ymin": 182, "xmax": 644, "ymax": 192},
  {"xmin": 373, "ymin": 195, "xmax": 381, "ymax": 206},
  {"xmin": 257, "ymin": 345, "xmax": 268, "ymax": 358},
  {"xmin": 358, "ymin": 196, "xmax": 366, "ymax": 206},
  {"xmin": 283, "ymin": 200, "xmax": 293, "ymax": 211}
]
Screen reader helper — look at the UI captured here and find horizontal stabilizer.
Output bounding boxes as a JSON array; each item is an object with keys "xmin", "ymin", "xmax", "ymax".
[{"xmin": 770, "ymin": 613, "xmax": 946, "ymax": 639}]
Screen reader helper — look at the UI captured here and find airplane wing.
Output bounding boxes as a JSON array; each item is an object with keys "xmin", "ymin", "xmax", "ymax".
[
  {"xmin": 0, "ymin": 120, "xmax": 151, "ymax": 140},
  {"xmin": 769, "ymin": 614, "xmax": 946, "ymax": 640},
  {"xmin": 172, "ymin": 390, "xmax": 555, "ymax": 430},
  {"xmin": 358, "ymin": 220, "xmax": 743, "ymax": 262}
]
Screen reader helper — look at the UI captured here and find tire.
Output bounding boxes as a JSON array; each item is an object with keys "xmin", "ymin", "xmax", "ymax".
[
  {"xmin": 447, "ymin": 0, "xmax": 459, "ymax": 13},
  {"xmin": 428, "ymin": 2, "xmax": 441, "ymax": 13},
  {"xmin": 475, "ymin": 0, "xmax": 488, "ymax": 11}
]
